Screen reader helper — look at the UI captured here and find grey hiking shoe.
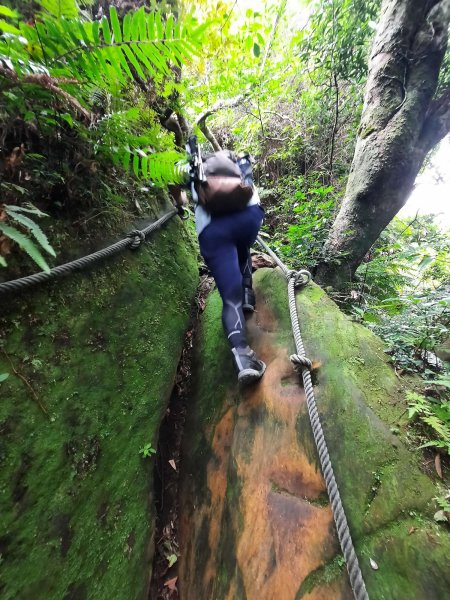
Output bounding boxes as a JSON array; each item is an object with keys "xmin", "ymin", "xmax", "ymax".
[
  {"xmin": 243, "ymin": 287, "xmax": 256, "ymax": 313},
  {"xmin": 232, "ymin": 346, "xmax": 266, "ymax": 385}
]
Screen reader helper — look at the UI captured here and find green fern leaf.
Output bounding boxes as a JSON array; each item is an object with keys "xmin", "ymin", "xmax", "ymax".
[
  {"xmin": 101, "ymin": 15, "xmax": 112, "ymax": 45},
  {"xmin": 137, "ymin": 7, "xmax": 146, "ymax": 41},
  {"xmin": 38, "ymin": 0, "xmax": 79, "ymax": 18},
  {"xmin": 0, "ymin": 223, "xmax": 50, "ymax": 273},
  {"xmin": 0, "ymin": 19, "xmax": 20, "ymax": 34},
  {"xmin": 147, "ymin": 12, "xmax": 155, "ymax": 39},
  {"xmin": 4, "ymin": 208, "xmax": 56, "ymax": 257},
  {"xmin": 109, "ymin": 6, "xmax": 122, "ymax": 43},
  {"xmin": 123, "ymin": 11, "xmax": 132, "ymax": 41},
  {"xmin": 122, "ymin": 151, "xmax": 131, "ymax": 172},
  {"xmin": 123, "ymin": 44, "xmax": 146, "ymax": 80},
  {"xmin": 0, "ymin": 255, "xmax": 7, "ymax": 267},
  {"xmin": 92, "ymin": 19, "xmax": 100, "ymax": 44},
  {"xmin": 112, "ymin": 46, "xmax": 133, "ymax": 80},
  {"xmin": 133, "ymin": 45, "xmax": 157, "ymax": 77},
  {"xmin": 131, "ymin": 8, "xmax": 141, "ymax": 41},
  {"xmin": 5, "ymin": 203, "xmax": 48, "ymax": 217},
  {"xmin": 0, "ymin": 6, "xmax": 18, "ymax": 18},
  {"xmin": 141, "ymin": 155, "xmax": 149, "ymax": 179},
  {"xmin": 155, "ymin": 12, "xmax": 164, "ymax": 39},
  {"xmin": 165, "ymin": 14, "xmax": 174, "ymax": 39},
  {"xmin": 132, "ymin": 153, "xmax": 140, "ymax": 177}
]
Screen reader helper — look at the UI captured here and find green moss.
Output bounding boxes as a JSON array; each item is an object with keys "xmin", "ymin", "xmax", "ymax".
[
  {"xmin": 0, "ymin": 215, "xmax": 198, "ymax": 600},
  {"xmin": 295, "ymin": 554, "xmax": 345, "ymax": 599},
  {"xmin": 251, "ymin": 269, "xmax": 450, "ymax": 598}
]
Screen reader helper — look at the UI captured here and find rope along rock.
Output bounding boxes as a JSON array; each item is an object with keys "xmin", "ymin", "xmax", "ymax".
[
  {"xmin": 0, "ymin": 209, "xmax": 177, "ymax": 294},
  {"xmin": 256, "ymin": 235, "xmax": 370, "ymax": 600}
]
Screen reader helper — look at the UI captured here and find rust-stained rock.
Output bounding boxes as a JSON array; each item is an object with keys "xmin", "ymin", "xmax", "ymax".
[{"xmin": 178, "ymin": 268, "xmax": 450, "ymax": 600}]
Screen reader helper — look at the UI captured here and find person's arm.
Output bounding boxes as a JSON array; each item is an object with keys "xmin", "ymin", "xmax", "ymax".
[{"xmin": 168, "ymin": 184, "xmax": 188, "ymax": 215}]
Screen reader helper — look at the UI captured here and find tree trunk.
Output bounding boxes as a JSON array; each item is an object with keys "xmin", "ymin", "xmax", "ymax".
[{"xmin": 315, "ymin": 0, "xmax": 450, "ymax": 288}]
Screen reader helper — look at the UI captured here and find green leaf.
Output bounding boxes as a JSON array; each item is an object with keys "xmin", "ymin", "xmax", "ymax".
[
  {"xmin": 0, "ymin": 373, "xmax": 9, "ymax": 382},
  {"xmin": 165, "ymin": 14, "xmax": 174, "ymax": 39},
  {"xmin": 131, "ymin": 9, "xmax": 140, "ymax": 41},
  {"xmin": 122, "ymin": 151, "xmax": 131, "ymax": 172},
  {"xmin": 132, "ymin": 153, "xmax": 140, "ymax": 177},
  {"xmin": 253, "ymin": 42, "xmax": 261, "ymax": 57},
  {"xmin": 155, "ymin": 11, "xmax": 164, "ymax": 39},
  {"xmin": 4, "ymin": 209, "xmax": 56, "ymax": 257},
  {"xmin": 109, "ymin": 6, "xmax": 122, "ymax": 43},
  {"xmin": 136, "ymin": 7, "xmax": 146, "ymax": 41},
  {"xmin": 0, "ymin": 223, "xmax": 50, "ymax": 272},
  {"xmin": 141, "ymin": 155, "xmax": 148, "ymax": 178},
  {"xmin": 147, "ymin": 12, "xmax": 155, "ymax": 40},
  {"xmin": 101, "ymin": 15, "xmax": 112, "ymax": 45},
  {"xmin": 0, "ymin": 19, "xmax": 20, "ymax": 34},
  {"xmin": 5, "ymin": 203, "xmax": 48, "ymax": 217},
  {"xmin": 0, "ymin": 256, "xmax": 7, "ymax": 267},
  {"xmin": 0, "ymin": 5, "xmax": 17, "ymax": 18},
  {"xmin": 122, "ymin": 44, "xmax": 145, "ymax": 79},
  {"xmin": 112, "ymin": 46, "xmax": 133, "ymax": 80},
  {"xmin": 167, "ymin": 553, "xmax": 177, "ymax": 568},
  {"xmin": 39, "ymin": 0, "xmax": 79, "ymax": 18},
  {"xmin": 92, "ymin": 20, "xmax": 100, "ymax": 44}
]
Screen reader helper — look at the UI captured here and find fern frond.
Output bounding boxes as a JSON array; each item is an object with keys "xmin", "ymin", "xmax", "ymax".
[
  {"xmin": 37, "ymin": 0, "xmax": 79, "ymax": 18},
  {"xmin": 3, "ymin": 7, "xmax": 207, "ymax": 88},
  {"xmin": 122, "ymin": 149, "xmax": 188, "ymax": 186},
  {"xmin": 0, "ymin": 223, "xmax": 51, "ymax": 272},
  {"xmin": 4, "ymin": 206, "xmax": 56, "ymax": 257}
]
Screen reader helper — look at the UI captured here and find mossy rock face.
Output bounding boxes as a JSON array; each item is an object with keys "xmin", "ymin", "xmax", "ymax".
[
  {"xmin": 178, "ymin": 268, "xmax": 450, "ymax": 600},
  {"xmin": 0, "ymin": 212, "xmax": 198, "ymax": 600}
]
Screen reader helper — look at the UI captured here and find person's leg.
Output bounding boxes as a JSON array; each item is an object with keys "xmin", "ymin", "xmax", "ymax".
[
  {"xmin": 238, "ymin": 246, "xmax": 255, "ymax": 312},
  {"xmin": 199, "ymin": 221, "xmax": 248, "ymax": 349},
  {"xmin": 235, "ymin": 205, "xmax": 264, "ymax": 311},
  {"xmin": 199, "ymin": 215, "xmax": 266, "ymax": 384}
]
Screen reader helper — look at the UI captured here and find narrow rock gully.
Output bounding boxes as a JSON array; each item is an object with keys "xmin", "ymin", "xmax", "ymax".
[{"xmin": 148, "ymin": 266, "xmax": 351, "ymax": 600}]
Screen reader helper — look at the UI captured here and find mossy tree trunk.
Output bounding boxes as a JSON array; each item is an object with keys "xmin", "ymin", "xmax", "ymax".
[{"xmin": 315, "ymin": 0, "xmax": 450, "ymax": 288}]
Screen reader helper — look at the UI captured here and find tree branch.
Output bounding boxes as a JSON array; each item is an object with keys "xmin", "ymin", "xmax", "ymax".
[
  {"xmin": 0, "ymin": 66, "xmax": 92, "ymax": 122},
  {"xmin": 160, "ymin": 110, "xmax": 184, "ymax": 148},
  {"xmin": 196, "ymin": 96, "xmax": 243, "ymax": 127},
  {"xmin": 420, "ymin": 85, "xmax": 450, "ymax": 152},
  {"xmin": 196, "ymin": 96, "xmax": 244, "ymax": 152}
]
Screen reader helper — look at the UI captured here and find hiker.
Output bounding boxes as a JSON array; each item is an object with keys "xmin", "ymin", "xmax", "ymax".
[{"xmin": 170, "ymin": 143, "xmax": 266, "ymax": 385}]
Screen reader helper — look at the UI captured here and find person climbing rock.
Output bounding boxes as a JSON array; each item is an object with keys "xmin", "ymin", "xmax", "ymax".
[{"xmin": 170, "ymin": 140, "xmax": 266, "ymax": 385}]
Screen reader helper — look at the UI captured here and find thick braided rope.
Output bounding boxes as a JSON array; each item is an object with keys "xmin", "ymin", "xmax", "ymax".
[
  {"xmin": 255, "ymin": 235, "xmax": 369, "ymax": 599},
  {"xmin": 0, "ymin": 209, "xmax": 177, "ymax": 295},
  {"xmin": 256, "ymin": 234, "xmax": 290, "ymax": 276},
  {"xmin": 287, "ymin": 275, "xmax": 369, "ymax": 600}
]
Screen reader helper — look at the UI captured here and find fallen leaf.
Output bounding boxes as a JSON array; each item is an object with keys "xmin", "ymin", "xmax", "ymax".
[
  {"xmin": 164, "ymin": 576, "xmax": 178, "ymax": 591},
  {"xmin": 167, "ymin": 553, "xmax": 177, "ymax": 568},
  {"xmin": 434, "ymin": 453, "xmax": 443, "ymax": 479},
  {"xmin": 369, "ymin": 558, "xmax": 379, "ymax": 570},
  {"xmin": 168, "ymin": 459, "xmax": 176, "ymax": 471},
  {"xmin": 408, "ymin": 527, "xmax": 417, "ymax": 535}
]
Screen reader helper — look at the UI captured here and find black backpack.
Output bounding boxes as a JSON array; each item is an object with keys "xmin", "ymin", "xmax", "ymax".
[{"xmin": 192, "ymin": 148, "xmax": 254, "ymax": 215}]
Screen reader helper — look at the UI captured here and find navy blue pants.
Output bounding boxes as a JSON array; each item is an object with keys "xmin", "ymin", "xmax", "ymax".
[{"xmin": 199, "ymin": 204, "xmax": 264, "ymax": 349}]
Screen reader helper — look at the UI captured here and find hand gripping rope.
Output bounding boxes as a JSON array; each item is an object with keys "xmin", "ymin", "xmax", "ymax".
[
  {"xmin": 0, "ymin": 209, "xmax": 177, "ymax": 295},
  {"xmin": 256, "ymin": 235, "xmax": 369, "ymax": 600}
]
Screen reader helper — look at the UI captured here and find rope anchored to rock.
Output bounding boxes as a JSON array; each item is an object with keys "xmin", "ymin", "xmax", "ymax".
[
  {"xmin": 0, "ymin": 209, "xmax": 177, "ymax": 295},
  {"xmin": 256, "ymin": 235, "xmax": 370, "ymax": 600}
]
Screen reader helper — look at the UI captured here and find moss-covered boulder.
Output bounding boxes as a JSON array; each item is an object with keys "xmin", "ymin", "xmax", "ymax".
[
  {"xmin": 178, "ymin": 268, "xmax": 450, "ymax": 600},
  {"xmin": 0, "ymin": 211, "xmax": 198, "ymax": 600}
]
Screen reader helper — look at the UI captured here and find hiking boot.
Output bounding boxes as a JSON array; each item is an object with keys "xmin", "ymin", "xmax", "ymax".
[
  {"xmin": 231, "ymin": 346, "xmax": 266, "ymax": 385},
  {"xmin": 243, "ymin": 287, "xmax": 256, "ymax": 313}
]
